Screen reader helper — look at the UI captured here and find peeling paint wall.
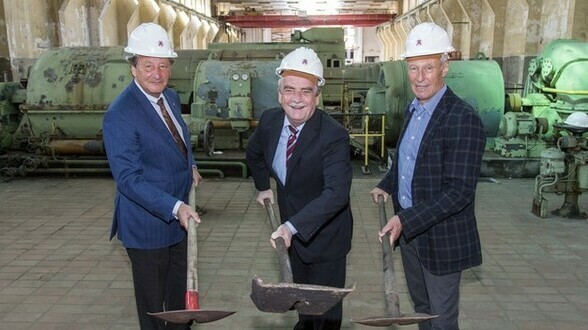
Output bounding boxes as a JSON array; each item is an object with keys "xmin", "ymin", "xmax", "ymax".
[
  {"xmin": 0, "ymin": 0, "xmax": 228, "ymax": 81},
  {"xmin": 572, "ymin": 0, "xmax": 587, "ymax": 41},
  {"xmin": 379, "ymin": 0, "xmax": 586, "ymax": 59}
]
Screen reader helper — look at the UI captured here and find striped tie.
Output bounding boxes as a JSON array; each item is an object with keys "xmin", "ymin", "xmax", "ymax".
[
  {"xmin": 157, "ymin": 98, "xmax": 187, "ymax": 157},
  {"xmin": 286, "ymin": 125, "xmax": 298, "ymax": 167}
]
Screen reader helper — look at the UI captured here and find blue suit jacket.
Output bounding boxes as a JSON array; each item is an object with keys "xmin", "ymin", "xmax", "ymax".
[
  {"xmin": 103, "ymin": 81, "xmax": 194, "ymax": 249},
  {"xmin": 377, "ymin": 87, "xmax": 485, "ymax": 275},
  {"xmin": 246, "ymin": 108, "xmax": 353, "ymax": 263}
]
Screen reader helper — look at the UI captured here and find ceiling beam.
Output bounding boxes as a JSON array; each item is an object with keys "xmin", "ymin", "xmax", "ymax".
[{"xmin": 222, "ymin": 14, "xmax": 394, "ymax": 28}]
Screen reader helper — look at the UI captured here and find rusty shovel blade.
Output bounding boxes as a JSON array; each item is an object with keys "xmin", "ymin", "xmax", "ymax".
[
  {"xmin": 148, "ymin": 309, "xmax": 236, "ymax": 324},
  {"xmin": 351, "ymin": 313, "xmax": 438, "ymax": 327},
  {"xmin": 250, "ymin": 276, "xmax": 354, "ymax": 315}
]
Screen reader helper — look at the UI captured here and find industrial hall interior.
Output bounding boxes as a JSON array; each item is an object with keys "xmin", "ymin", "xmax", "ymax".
[{"xmin": 1, "ymin": 0, "xmax": 588, "ymax": 329}]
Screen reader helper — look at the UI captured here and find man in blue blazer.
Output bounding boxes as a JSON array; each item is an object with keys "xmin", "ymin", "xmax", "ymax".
[
  {"xmin": 371, "ymin": 23, "xmax": 486, "ymax": 330},
  {"xmin": 246, "ymin": 47, "xmax": 353, "ymax": 329},
  {"xmin": 103, "ymin": 23, "xmax": 202, "ymax": 330}
]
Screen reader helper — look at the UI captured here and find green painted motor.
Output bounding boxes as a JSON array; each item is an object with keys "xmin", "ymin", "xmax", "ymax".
[
  {"xmin": 10, "ymin": 47, "xmax": 209, "ymax": 155},
  {"xmin": 371, "ymin": 59, "xmax": 505, "ymax": 147},
  {"xmin": 497, "ymin": 39, "xmax": 588, "ymax": 158}
]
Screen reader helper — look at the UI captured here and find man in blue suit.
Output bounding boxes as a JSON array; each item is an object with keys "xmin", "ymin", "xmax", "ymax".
[
  {"xmin": 103, "ymin": 23, "xmax": 202, "ymax": 330},
  {"xmin": 371, "ymin": 23, "xmax": 486, "ymax": 330},
  {"xmin": 246, "ymin": 47, "xmax": 353, "ymax": 329}
]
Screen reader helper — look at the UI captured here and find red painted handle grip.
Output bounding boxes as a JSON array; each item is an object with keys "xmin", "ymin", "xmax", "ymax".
[{"xmin": 185, "ymin": 291, "xmax": 200, "ymax": 310}]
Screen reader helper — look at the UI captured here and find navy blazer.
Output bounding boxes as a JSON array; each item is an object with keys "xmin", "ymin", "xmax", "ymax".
[
  {"xmin": 246, "ymin": 108, "xmax": 353, "ymax": 263},
  {"xmin": 377, "ymin": 87, "xmax": 485, "ymax": 275},
  {"xmin": 103, "ymin": 81, "xmax": 195, "ymax": 249}
]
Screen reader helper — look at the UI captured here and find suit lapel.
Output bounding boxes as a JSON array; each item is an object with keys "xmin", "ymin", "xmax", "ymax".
[
  {"xmin": 130, "ymin": 84, "xmax": 187, "ymax": 161},
  {"xmin": 269, "ymin": 113, "xmax": 283, "ymax": 163}
]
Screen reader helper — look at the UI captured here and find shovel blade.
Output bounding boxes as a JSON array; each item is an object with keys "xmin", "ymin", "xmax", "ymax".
[
  {"xmin": 148, "ymin": 309, "xmax": 236, "ymax": 324},
  {"xmin": 250, "ymin": 276, "xmax": 354, "ymax": 315},
  {"xmin": 351, "ymin": 313, "xmax": 438, "ymax": 327}
]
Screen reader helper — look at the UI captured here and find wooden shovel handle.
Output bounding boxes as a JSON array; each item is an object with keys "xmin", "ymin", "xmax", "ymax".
[
  {"xmin": 186, "ymin": 186, "xmax": 200, "ymax": 310},
  {"xmin": 263, "ymin": 198, "xmax": 294, "ymax": 283},
  {"xmin": 378, "ymin": 195, "xmax": 401, "ymax": 317}
]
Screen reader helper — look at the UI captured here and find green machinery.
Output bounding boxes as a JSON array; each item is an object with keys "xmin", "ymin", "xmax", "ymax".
[
  {"xmin": 521, "ymin": 40, "xmax": 588, "ymax": 218},
  {"xmin": 0, "ymin": 28, "xmax": 587, "ymax": 190}
]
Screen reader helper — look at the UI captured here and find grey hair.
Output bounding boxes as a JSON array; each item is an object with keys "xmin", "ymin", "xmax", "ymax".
[{"xmin": 440, "ymin": 53, "xmax": 449, "ymax": 64}]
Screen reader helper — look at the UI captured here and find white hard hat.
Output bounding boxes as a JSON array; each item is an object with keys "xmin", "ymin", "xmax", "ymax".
[
  {"xmin": 276, "ymin": 47, "xmax": 325, "ymax": 86},
  {"xmin": 401, "ymin": 22, "xmax": 455, "ymax": 59},
  {"xmin": 564, "ymin": 112, "xmax": 588, "ymax": 128},
  {"xmin": 124, "ymin": 23, "xmax": 178, "ymax": 59}
]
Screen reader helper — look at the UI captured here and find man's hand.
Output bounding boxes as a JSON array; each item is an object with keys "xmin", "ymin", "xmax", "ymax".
[
  {"xmin": 256, "ymin": 189, "xmax": 274, "ymax": 206},
  {"xmin": 370, "ymin": 187, "xmax": 389, "ymax": 204},
  {"xmin": 378, "ymin": 215, "xmax": 402, "ymax": 246},
  {"xmin": 193, "ymin": 168, "xmax": 203, "ymax": 187},
  {"xmin": 270, "ymin": 224, "xmax": 293, "ymax": 249},
  {"xmin": 177, "ymin": 202, "xmax": 201, "ymax": 230}
]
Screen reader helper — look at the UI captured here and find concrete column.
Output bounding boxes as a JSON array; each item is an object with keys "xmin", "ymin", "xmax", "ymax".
[
  {"xmin": 207, "ymin": 22, "xmax": 219, "ymax": 45},
  {"xmin": 572, "ymin": 0, "xmax": 588, "ymax": 41},
  {"xmin": 484, "ymin": 0, "xmax": 507, "ymax": 57},
  {"xmin": 504, "ymin": 0, "xmax": 529, "ymax": 56},
  {"xmin": 98, "ymin": 0, "xmax": 137, "ymax": 46},
  {"xmin": 442, "ymin": 0, "xmax": 471, "ymax": 59},
  {"xmin": 197, "ymin": 19, "xmax": 210, "ymax": 49},
  {"xmin": 127, "ymin": 0, "xmax": 159, "ymax": 33},
  {"xmin": 3, "ymin": 0, "xmax": 59, "ymax": 80},
  {"xmin": 185, "ymin": 15, "xmax": 202, "ymax": 49},
  {"xmin": 59, "ymin": 0, "xmax": 91, "ymax": 47},
  {"xmin": 173, "ymin": 11, "xmax": 190, "ymax": 50},
  {"xmin": 376, "ymin": 26, "xmax": 390, "ymax": 62},
  {"xmin": 158, "ymin": 3, "xmax": 178, "ymax": 48}
]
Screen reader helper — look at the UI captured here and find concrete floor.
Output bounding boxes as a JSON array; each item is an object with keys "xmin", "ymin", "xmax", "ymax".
[{"xmin": 0, "ymin": 175, "xmax": 587, "ymax": 329}]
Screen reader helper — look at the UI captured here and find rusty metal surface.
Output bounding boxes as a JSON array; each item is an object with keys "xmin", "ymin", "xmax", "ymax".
[
  {"xmin": 147, "ymin": 310, "xmax": 236, "ymax": 324},
  {"xmin": 351, "ymin": 313, "xmax": 438, "ymax": 327},
  {"xmin": 250, "ymin": 276, "xmax": 354, "ymax": 315}
]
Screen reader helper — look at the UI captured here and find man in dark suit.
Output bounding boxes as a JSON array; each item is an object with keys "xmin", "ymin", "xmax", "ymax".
[
  {"xmin": 371, "ymin": 23, "xmax": 486, "ymax": 330},
  {"xmin": 246, "ymin": 47, "xmax": 353, "ymax": 329},
  {"xmin": 103, "ymin": 23, "xmax": 202, "ymax": 330}
]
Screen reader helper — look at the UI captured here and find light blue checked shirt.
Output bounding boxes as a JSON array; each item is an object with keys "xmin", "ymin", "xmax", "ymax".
[{"xmin": 397, "ymin": 85, "xmax": 446, "ymax": 209}]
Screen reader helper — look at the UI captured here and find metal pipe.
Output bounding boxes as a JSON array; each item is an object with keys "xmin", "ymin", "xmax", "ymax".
[
  {"xmin": 210, "ymin": 119, "xmax": 258, "ymax": 129},
  {"xmin": 46, "ymin": 140, "xmax": 105, "ymax": 155},
  {"xmin": 198, "ymin": 169, "xmax": 225, "ymax": 179},
  {"xmin": 32, "ymin": 168, "xmax": 112, "ymax": 174},
  {"xmin": 196, "ymin": 160, "xmax": 248, "ymax": 178},
  {"xmin": 542, "ymin": 87, "xmax": 588, "ymax": 95},
  {"xmin": 47, "ymin": 159, "xmax": 109, "ymax": 165}
]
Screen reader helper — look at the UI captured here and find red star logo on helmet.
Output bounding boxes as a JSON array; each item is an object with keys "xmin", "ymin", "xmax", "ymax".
[
  {"xmin": 416, "ymin": 40, "xmax": 422, "ymax": 46},
  {"xmin": 158, "ymin": 40, "xmax": 164, "ymax": 47},
  {"xmin": 302, "ymin": 59, "xmax": 308, "ymax": 65}
]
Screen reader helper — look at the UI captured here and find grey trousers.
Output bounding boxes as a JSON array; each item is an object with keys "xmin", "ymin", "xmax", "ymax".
[{"xmin": 399, "ymin": 236, "xmax": 462, "ymax": 330}]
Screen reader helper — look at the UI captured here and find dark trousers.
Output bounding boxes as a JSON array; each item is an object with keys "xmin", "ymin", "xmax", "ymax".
[
  {"xmin": 126, "ymin": 237, "xmax": 190, "ymax": 330},
  {"xmin": 289, "ymin": 246, "xmax": 347, "ymax": 330},
  {"xmin": 399, "ymin": 236, "xmax": 462, "ymax": 330}
]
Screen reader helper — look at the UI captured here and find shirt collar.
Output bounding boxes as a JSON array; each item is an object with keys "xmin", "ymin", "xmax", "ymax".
[
  {"xmin": 133, "ymin": 79, "xmax": 163, "ymax": 105},
  {"xmin": 282, "ymin": 116, "xmax": 305, "ymax": 132},
  {"xmin": 410, "ymin": 84, "xmax": 447, "ymax": 116}
]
